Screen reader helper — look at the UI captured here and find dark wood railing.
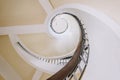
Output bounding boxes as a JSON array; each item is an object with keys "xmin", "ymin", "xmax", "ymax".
[
  {"xmin": 47, "ymin": 40, "xmax": 83, "ymax": 80},
  {"xmin": 47, "ymin": 13, "xmax": 89, "ymax": 80}
]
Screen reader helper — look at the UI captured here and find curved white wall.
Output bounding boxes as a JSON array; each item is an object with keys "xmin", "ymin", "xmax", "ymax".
[
  {"xmin": 50, "ymin": 0, "xmax": 120, "ymax": 25},
  {"xmin": 54, "ymin": 4, "xmax": 120, "ymax": 80},
  {"xmin": 81, "ymin": 10, "xmax": 120, "ymax": 80}
]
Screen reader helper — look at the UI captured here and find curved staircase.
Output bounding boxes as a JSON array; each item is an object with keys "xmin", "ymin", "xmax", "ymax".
[
  {"xmin": 8, "ymin": 12, "xmax": 90, "ymax": 79},
  {"xmin": 1, "ymin": 0, "xmax": 120, "ymax": 80}
]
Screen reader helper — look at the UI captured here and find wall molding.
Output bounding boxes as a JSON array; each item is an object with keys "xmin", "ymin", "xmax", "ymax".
[
  {"xmin": 0, "ymin": 24, "xmax": 47, "ymax": 35},
  {"xmin": 0, "ymin": 56, "xmax": 22, "ymax": 80}
]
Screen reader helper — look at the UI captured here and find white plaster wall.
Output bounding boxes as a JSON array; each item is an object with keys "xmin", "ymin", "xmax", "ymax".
[
  {"xmin": 51, "ymin": 0, "xmax": 120, "ymax": 25},
  {"xmin": 82, "ymin": 11, "xmax": 120, "ymax": 80},
  {"xmin": 54, "ymin": 5, "xmax": 120, "ymax": 80}
]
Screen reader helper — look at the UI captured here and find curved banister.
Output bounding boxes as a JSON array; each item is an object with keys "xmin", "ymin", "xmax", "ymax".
[
  {"xmin": 8, "ymin": 11, "xmax": 89, "ymax": 79},
  {"xmin": 47, "ymin": 13, "xmax": 89, "ymax": 80},
  {"xmin": 47, "ymin": 41, "xmax": 83, "ymax": 80},
  {"xmin": 17, "ymin": 41, "xmax": 71, "ymax": 65}
]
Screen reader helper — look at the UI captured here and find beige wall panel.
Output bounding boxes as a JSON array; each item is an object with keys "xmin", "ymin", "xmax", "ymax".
[
  {"xmin": 40, "ymin": 73, "xmax": 51, "ymax": 80},
  {"xmin": 50, "ymin": 0, "xmax": 80, "ymax": 8},
  {"xmin": 50, "ymin": 0, "xmax": 120, "ymax": 25},
  {"xmin": 0, "ymin": 0, "xmax": 46, "ymax": 27},
  {"xmin": 0, "ymin": 36, "xmax": 35, "ymax": 80},
  {"xmin": 0, "ymin": 75, "xmax": 5, "ymax": 80}
]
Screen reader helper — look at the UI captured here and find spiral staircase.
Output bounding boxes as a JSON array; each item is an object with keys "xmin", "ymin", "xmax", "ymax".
[
  {"xmin": 0, "ymin": 0, "xmax": 120, "ymax": 80},
  {"xmin": 8, "ymin": 7, "xmax": 90, "ymax": 80}
]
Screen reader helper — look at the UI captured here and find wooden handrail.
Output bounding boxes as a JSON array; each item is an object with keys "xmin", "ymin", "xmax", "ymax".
[
  {"xmin": 47, "ymin": 40, "xmax": 83, "ymax": 80},
  {"xmin": 47, "ymin": 13, "xmax": 85, "ymax": 80}
]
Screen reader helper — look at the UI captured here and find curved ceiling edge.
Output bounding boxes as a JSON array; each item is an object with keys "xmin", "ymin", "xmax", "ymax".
[{"xmin": 45, "ymin": 4, "xmax": 120, "ymax": 39}]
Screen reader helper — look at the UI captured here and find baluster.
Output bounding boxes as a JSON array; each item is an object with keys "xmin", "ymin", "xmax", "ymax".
[
  {"xmin": 78, "ymin": 63, "xmax": 83, "ymax": 73},
  {"xmin": 57, "ymin": 59, "xmax": 60, "ymax": 65},
  {"xmin": 65, "ymin": 77, "xmax": 69, "ymax": 80},
  {"xmin": 52, "ymin": 59, "xmax": 54, "ymax": 64},
  {"xmin": 82, "ymin": 53, "xmax": 87, "ymax": 62},
  {"xmin": 65, "ymin": 74, "xmax": 73, "ymax": 80},
  {"xmin": 50, "ymin": 59, "xmax": 52, "ymax": 64},
  {"xmin": 54, "ymin": 59, "xmax": 57, "ymax": 64},
  {"xmin": 47, "ymin": 59, "xmax": 50, "ymax": 63},
  {"xmin": 73, "ymin": 73, "xmax": 78, "ymax": 80},
  {"xmin": 80, "ymin": 55, "xmax": 87, "ymax": 65},
  {"xmin": 45, "ymin": 59, "xmax": 48, "ymax": 62},
  {"xmin": 79, "ymin": 60, "xmax": 86, "ymax": 71},
  {"xmin": 59, "ymin": 59, "xmax": 62, "ymax": 65}
]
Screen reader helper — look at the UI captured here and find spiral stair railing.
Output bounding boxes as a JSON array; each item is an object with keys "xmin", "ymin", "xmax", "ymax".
[
  {"xmin": 12, "ymin": 12, "xmax": 89, "ymax": 79},
  {"xmin": 1, "ymin": 0, "xmax": 120, "ymax": 79},
  {"xmin": 47, "ymin": 13, "xmax": 89, "ymax": 80},
  {"xmin": 8, "ymin": 11, "xmax": 89, "ymax": 79},
  {"xmin": 17, "ymin": 41, "xmax": 72, "ymax": 65},
  {"xmin": 0, "ymin": 0, "xmax": 120, "ymax": 79}
]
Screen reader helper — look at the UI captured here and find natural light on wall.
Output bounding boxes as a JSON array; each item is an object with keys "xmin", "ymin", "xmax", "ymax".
[{"xmin": 0, "ymin": 0, "xmax": 120, "ymax": 80}]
